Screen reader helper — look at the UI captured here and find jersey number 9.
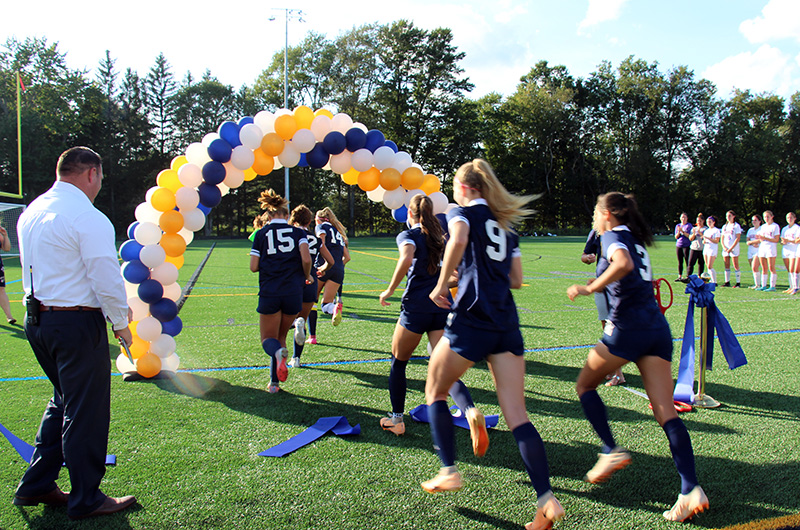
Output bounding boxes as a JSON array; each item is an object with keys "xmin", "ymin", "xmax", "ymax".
[{"xmin": 485, "ymin": 220, "xmax": 507, "ymax": 262}]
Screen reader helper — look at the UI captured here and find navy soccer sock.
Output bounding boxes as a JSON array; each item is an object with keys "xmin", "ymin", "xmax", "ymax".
[
  {"xmin": 448, "ymin": 380, "xmax": 475, "ymax": 412},
  {"xmin": 429, "ymin": 400, "xmax": 456, "ymax": 467},
  {"xmin": 308, "ymin": 310, "xmax": 317, "ymax": 336},
  {"xmin": 293, "ymin": 339, "xmax": 305, "ymax": 360},
  {"xmin": 663, "ymin": 417, "xmax": 698, "ymax": 494},
  {"xmin": 262, "ymin": 338, "xmax": 281, "ymax": 384},
  {"xmin": 388, "ymin": 357, "xmax": 408, "ymax": 414},
  {"xmin": 580, "ymin": 389, "xmax": 616, "ymax": 453},
  {"xmin": 512, "ymin": 422, "xmax": 551, "ymax": 497}
]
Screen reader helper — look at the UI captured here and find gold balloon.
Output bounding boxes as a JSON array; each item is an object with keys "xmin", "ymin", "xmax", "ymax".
[
  {"xmin": 357, "ymin": 167, "xmax": 381, "ymax": 192},
  {"xmin": 160, "ymin": 233, "xmax": 187, "ymax": 257},
  {"xmin": 293, "ymin": 105, "xmax": 315, "ymax": 129},
  {"xmin": 420, "ymin": 174, "xmax": 441, "ymax": 195},
  {"xmin": 401, "ymin": 167, "xmax": 425, "ymax": 191},
  {"xmin": 136, "ymin": 352, "xmax": 162, "ymax": 378},
  {"xmin": 380, "ymin": 168, "xmax": 402, "ymax": 191},
  {"xmin": 252, "ymin": 149, "xmax": 275, "ymax": 175},
  {"xmin": 274, "ymin": 114, "xmax": 298, "ymax": 140},
  {"xmin": 159, "ymin": 210, "xmax": 184, "ymax": 234},
  {"xmin": 342, "ymin": 168, "xmax": 359, "ymax": 185},
  {"xmin": 261, "ymin": 133, "xmax": 285, "ymax": 157}
]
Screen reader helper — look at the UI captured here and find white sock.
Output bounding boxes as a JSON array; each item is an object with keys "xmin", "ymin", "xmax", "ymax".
[
  {"xmin": 321, "ymin": 302, "xmax": 336, "ymax": 315},
  {"xmin": 709, "ymin": 269, "xmax": 717, "ymax": 284},
  {"xmin": 725, "ymin": 269, "xmax": 731, "ymax": 282},
  {"xmin": 762, "ymin": 273, "xmax": 768, "ymax": 287},
  {"xmin": 735, "ymin": 269, "xmax": 741, "ymax": 283},
  {"xmin": 753, "ymin": 272, "xmax": 760, "ymax": 287},
  {"xmin": 770, "ymin": 272, "xmax": 776, "ymax": 288}
]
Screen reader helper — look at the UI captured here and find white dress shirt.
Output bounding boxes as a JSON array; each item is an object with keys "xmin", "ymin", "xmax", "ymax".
[{"xmin": 17, "ymin": 181, "xmax": 129, "ymax": 330}]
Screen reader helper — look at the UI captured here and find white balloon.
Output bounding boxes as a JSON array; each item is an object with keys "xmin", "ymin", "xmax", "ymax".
[
  {"xmin": 429, "ymin": 191, "xmax": 449, "ymax": 215},
  {"xmin": 278, "ymin": 142, "xmax": 301, "ymax": 167},
  {"xmin": 273, "ymin": 158, "xmax": 283, "ymax": 170},
  {"xmin": 202, "ymin": 132, "xmax": 220, "ymax": 147},
  {"xmin": 128, "ymin": 296, "xmax": 150, "ymax": 321},
  {"xmin": 134, "ymin": 222, "xmax": 162, "ymax": 246},
  {"xmin": 254, "ymin": 110, "xmax": 275, "ymax": 134},
  {"xmin": 218, "ymin": 182, "xmax": 230, "ymax": 197},
  {"xmin": 139, "ymin": 244, "xmax": 166, "ymax": 268},
  {"xmin": 135, "ymin": 202, "xmax": 161, "ymax": 224},
  {"xmin": 238, "ymin": 123, "xmax": 264, "ymax": 150},
  {"xmin": 405, "ymin": 189, "xmax": 425, "ymax": 208},
  {"xmin": 124, "ymin": 281, "xmax": 139, "ymax": 299},
  {"xmin": 391, "ymin": 151, "xmax": 413, "ymax": 173},
  {"xmin": 145, "ymin": 186, "xmax": 158, "ymax": 203},
  {"xmin": 352, "ymin": 122, "xmax": 368, "ymax": 133},
  {"xmin": 310, "ymin": 115, "xmax": 332, "ymax": 142},
  {"xmin": 230, "ymin": 145, "xmax": 255, "ymax": 170},
  {"xmin": 330, "ymin": 113, "xmax": 353, "ymax": 134},
  {"xmin": 186, "ymin": 143, "xmax": 211, "ymax": 167},
  {"xmin": 163, "ymin": 282, "xmax": 182, "ymax": 302},
  {"xmin": 150, "ymin": 333, "xmax": 177, "ymax": 358},
  {"xmin": 161, "ymin": 353, "xmax": 180, "ymax": 373},
  {"xmin": 274, "ymin": 108, "xmax": 292, "ymax": 117},
  {"xmin": 178, "ymin": 227, "xmax": 194, "ymax": 245},
  {"xmin": 373, "ymin": 146, "xmax": 396, "ymax": 170},
  {"xmin": 178, "ymin": 163, "xmax": 203, "ymax": 188},
  {"xmin": 116, "ymin": 353, "xmax": 136, "ymax": 374},
  {"xmin": 181, "ymin": 208, "xmax": 206, "ymax": 232},
  {"xmin": 351, "ymin": 149, "xmax": 374, "ymax": 172},
  {"xmin": 367, "ymin": 186, "xmax": 386, "ymax": 202},
  {"xmin": 383, "ymin": 187, "xmax": 406, "ymax": 210},
  {"xmin": 291, "ymin": 129, "xmax": 316, "ymax": 153},
  {"xmin": 136, "ymin": 316, "xmax": 163, "ymax": 342},
  {"xmin": 223, "ymin": 163, "xmax": 245, "ymax": 188},
  {"xmin": 151, "ymin": 262, "xmax": 179, "ymax": 285},
  {"xmin": 329, "ymin": 151, "xmax": 352, "ymax": 175},
  {"xmin": 175, "ymin": 186, "xmax": 200, "ymax": 210}
]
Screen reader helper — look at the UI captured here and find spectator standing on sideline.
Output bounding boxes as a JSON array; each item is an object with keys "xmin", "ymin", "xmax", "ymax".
[{"xmin": 674, "ymin": 213, "xmax": 692, "ymax": 282}]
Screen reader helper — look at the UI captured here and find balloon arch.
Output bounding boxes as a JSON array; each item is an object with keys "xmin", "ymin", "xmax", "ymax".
[{"xmin": 115, "ymin": 106, "xmax": 449, "ymax": 379}]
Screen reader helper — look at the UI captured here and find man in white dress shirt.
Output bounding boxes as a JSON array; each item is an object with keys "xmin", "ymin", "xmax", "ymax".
[{"xmin": 14, "ymin": 147, "xmax": 137, "ymax": 520}]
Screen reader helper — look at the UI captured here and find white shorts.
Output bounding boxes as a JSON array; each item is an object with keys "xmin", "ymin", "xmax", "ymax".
[
  {"xmin": 747, "ymin": 246, "xmax": 758, "ymax": 260},
  {"xmin": 783, "ymin": 247, "xmax": 797, "ymax": 259},
  {"xmin": 722, "ymin": 246, "xmax": 740, "ymax": 258},
  {"xmin": 703, "ymin": 247, "xmax": 718, "ymax": 257},
  {"xmin": 758, "ymin": 245, "xmax": 777, "ymax": 258}
]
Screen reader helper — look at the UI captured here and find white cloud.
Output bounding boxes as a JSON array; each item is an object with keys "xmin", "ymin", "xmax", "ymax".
[
  {"xmin": 740, "ymin": 0, "xmax": 800, "ymax": 43},
  {"xmin": 702, "ymin": 44, "xmax": 800, "ymax": 99},
  {"xmin": 578, "ymin": 0, "xmax": 631, "ymax": 33}
]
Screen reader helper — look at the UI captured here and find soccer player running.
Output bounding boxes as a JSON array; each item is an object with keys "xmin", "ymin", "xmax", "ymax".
[
  {"xmin": 424, "ymin": 159, "xmax": 563, "ymax": 530},
  {"xmin": 378, "ymin": 194, "xmax": 484, "ymax": 445},
  {"xmin": 311, "ymin": 207, "xmax": 350, "ymax": 331},
  {"xmin": 250, "ymin": 190, "xmax": 312, "ymax": 393},
  {"xmin": 567, "ymin": 192, "xmax": 708, "ymax": 522}
]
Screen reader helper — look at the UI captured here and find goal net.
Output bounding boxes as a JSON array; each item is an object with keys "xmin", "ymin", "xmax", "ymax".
[{"xmin": 0, "ymin": 203, "xmax": 23, "ymax": 256}]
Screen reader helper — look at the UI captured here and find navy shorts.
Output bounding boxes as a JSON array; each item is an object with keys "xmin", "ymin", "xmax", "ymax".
[
  {"xmin": 257, "ymin": 293, "xmax": 302, "ymax": 316},
  {"xmin": 318, "ymin": 265, "xmax": 344, "ymax": 285},
  {"xmin": 398, "ymin": 309, "xmax": 447, "ymax": 335},
  {"xmin": 302, "ymin": 276, "xmax": 318, "ymax": 304},
  {"xmin": 601, "ymin": 320, "xmax": 673, "ymax": 362},
  {"xmin": 444, "ymin": 312, "xmax": 524, "ymax": 363}
]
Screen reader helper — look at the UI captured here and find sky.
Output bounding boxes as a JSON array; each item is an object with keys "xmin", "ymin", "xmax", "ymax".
[{"xmin": 3, "ymin": 0, "xmax": 800, "ymax": 103}]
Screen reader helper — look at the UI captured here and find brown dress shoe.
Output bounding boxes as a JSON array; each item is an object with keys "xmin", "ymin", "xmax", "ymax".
[
  {"xmin": 13, "ymin": 486, "xmax": 69, "ymax": 506},
  {"xmin": 69, "ymin": 495, "xmax": 136, "ymax": 520}
]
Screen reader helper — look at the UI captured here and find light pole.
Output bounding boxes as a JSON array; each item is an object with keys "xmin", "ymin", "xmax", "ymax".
[{"xmin": 269, "ymin": 8, "xmax": 305, "ymax": 209}]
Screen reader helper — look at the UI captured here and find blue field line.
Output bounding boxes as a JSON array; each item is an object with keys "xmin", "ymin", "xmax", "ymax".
[{"xmin": 2, "ymin": 328, "xmax": 798, "ymax": 383}]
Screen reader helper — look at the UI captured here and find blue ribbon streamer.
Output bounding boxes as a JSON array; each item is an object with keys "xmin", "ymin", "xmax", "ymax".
[
  {"xmin": 259, "ymin": 416, "xmax": 360, "ymax": 458},
  {"xmin": 408, "ymin": 404, "xmax": 500, "ymax": 430},
  {"xmin": 1, "ymin": 420, "xmax": 116, "ymax": 465},
  {"xmin": 674, "ymin": 275, "xmax": 748, "ymax": 403}
]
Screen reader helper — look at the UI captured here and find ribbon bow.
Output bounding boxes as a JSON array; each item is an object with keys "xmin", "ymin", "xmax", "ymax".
[{"xmin": 673, "ymin": 275, "xmax": 747, "ymax": 403}]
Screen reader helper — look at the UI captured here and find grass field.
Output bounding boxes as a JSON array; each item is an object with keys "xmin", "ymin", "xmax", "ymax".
[{"xmin": 1, "ymin": 236, "xmax": 798, "ymax": 530}]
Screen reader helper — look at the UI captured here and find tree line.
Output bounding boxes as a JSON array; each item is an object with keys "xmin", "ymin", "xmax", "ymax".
[{"xmin": 1, "ymin": 21, "xmax": 799, "ymax": 238}]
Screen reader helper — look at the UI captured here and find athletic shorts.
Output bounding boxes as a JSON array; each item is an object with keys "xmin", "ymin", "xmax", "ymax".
[
  {"xmin": 722, "ymin": 246, "xmax": 740, "ymax": 258},
  {"xmin": 747, "ymin": 246, "xmax": 758, "ymax": 260},
  {"xmin": 600, "ymin": 320, "xmax": 673, "ymax": 363},
  {"xmin": 318, "ymin": 265, "xmax": 345, "ymax": 285},
  {"xmin": 782, "ymin": 247, "xmax": 797, "ymax": 259},
  {"xmin": 257, "ymin": 293, "xmax": 302, "ymax": 316},
  {"xmin": 302, "ymin": 275, "xmax": 318, "ymax": 303},
  {"xmin": 703, "ymin": 247, "xmax": 718, "ymax": 257},
  {"xmin": 594, "ymin": 292, "xmax": 609, "ymax": 322},
  {"xmin": 444, "ymin": 312, "xmax": 524, "ymax": 363},
  {"xmin": 757, "ymin": 245, "xmax": 777, "ymax": 258},
  {"xmin": 398, "ymin": 309, "xmax": 447, "ymax": 335}
]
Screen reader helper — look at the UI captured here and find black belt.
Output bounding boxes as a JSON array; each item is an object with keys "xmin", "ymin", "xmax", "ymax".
[{"xmin": 39, "ymin": 305, "xmax": 102, "ymax": 312}]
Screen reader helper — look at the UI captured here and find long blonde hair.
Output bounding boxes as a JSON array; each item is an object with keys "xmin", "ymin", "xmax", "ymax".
[
  {"xmin": 316, "ymin": 207, "xmax": 348, "ymax": 245},
  {"xmin": 454, "ymin": 159, "xmax": 536, "ymax": 230}
]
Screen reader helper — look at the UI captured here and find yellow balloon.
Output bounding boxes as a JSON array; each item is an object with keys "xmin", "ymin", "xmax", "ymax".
[
  {"xmin": 160, "ymin": 233, "xmax": 187, "ymax": 257},
  {"xmin": 314, "ymin": 108, "xmax": 334, "ymax": 119},
  {"xmin": 159, "ymin": 210, "xmax": 184, "ymax": 234},
  {"xmin": 401, "ymin": 166, "xmax": 425, "ymax": 191},
  {"xmin": 151, "ymin": 187, "xmax": 177, "ymax": 212},
  {"xmin": 165, "ymin": 253, "xmax": 184, "ymax": 270},
  {"xmin": 243, "ymin": 167, "xmax": 258, "ymax": 182},
  {"xmin": 157, "ymin": 169, "xmax": 182, "ymax": 193},
  {"xmin": 358, "ymin": 167, "xmax": 380, "ymax": 192},
  {"xmin": 380, "ymin": 168, "xmax": 402, "ymax": 191},
  {"xmin": 420, "ymin": 174, "xmax": 441, "ymax": 195},
  {"xmin": 342, "ymin": 168, "xmax": 359, "ymax": 185},
  {"xmin": 274, "ymin": 114, "xmax": 298, "ymax": 140},
  {"xmin": 293, "ymin": 105, "xmax": 315, "ymax": 129},
  {"xmin": 129, "ymin": 320, "xmax": 138, "ymax": 336},
  {"xmin": 170, "ymin": 155, "xmax": 188, "ymax": 171},
  {"xmin": 252, "ymin": 149, "xmax": 275, "ymax": 175},
  {"xmin": 130, "ymin": 335, "xmax": 150, "ymax": 360},
  {"xmin": 136, "ymin": 352, "xmax": 162, "ymax": 378},
  {"xmin": 261, "ymin": 133, "xmax": 285, "ymax": 157}
]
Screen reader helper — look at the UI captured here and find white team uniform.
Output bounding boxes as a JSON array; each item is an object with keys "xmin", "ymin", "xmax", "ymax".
[
  {"xmin": 721, "ymin": 222, "xmax": 742, "ymax": 257},
  {"xmin": 782, "ymin": 224, "xmax": 800, "ymax": 259},
  {"xmin": 757, "ymin": 223, "xmax": 780, "ymax": 258},
  {"xmin": 746, "ymin": 227, "xmax": 760, "ymax": 260},
  {"xmin": 702, "ymin": 227, "xmax": 721, "ymax": 257}
]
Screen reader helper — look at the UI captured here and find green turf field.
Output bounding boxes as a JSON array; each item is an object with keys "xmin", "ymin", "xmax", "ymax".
[{"xmin": 1, "ymin": 236, "xmax": 798, "ymax": 530}]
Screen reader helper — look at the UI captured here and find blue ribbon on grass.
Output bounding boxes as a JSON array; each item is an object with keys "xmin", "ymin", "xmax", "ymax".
[
  {"xmin": 674, "ymin": 275, "xmax": 747, "ymax": 403},
  {"xmin": 1, "ymin": 420, "xmax": 116, "ymax": 465},
  {"xmin": 408, "ymin": 404, "xmax": 500, "ymax": 430},
  {"xmin": 259, "ymin": 416, "xmax": 360, "ymax": 457}
]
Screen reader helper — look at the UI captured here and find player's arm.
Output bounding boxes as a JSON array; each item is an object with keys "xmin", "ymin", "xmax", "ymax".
[
  {"xmin": 509, "ymin": 254, "xmax": 523, "ymax": 289},
  {"xmin": 568, "ymin": 247, "xmax": 632, "ymax": 300},
  {"xmin": 380, "ymin": 243, "xmax": 414, "ymax": 306},
  {"xmin": 299, "ymin": 241, "xmax": 312, "ymax": 281},
  {"xmin": 430, "ymin": 220, "xmax": 468, "ymax": 308}
]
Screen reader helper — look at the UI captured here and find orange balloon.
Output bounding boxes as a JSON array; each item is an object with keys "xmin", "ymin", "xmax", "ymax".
[
  {"xmin": 357, "ymin": 167, "xmax": 380, "ymax": 192},
  {"xmin": 136, "ymin": 352, "xmax": 162, "ymax": 378},
  {"xmin": 401, "ymin": 166, "xmax": 425, "ymax": 190},
  {"xmin": 252, "ymin": 149, "xmax": 275, "ymax": 175},
  {"xmin": 130, "ymin": 335, "xmax": 150, "ymax": 360},
  {"xmin": 243, "ymin": 167, "xmax": 258, "ymax": 182},
  {"xmin": 159, "ymin": 210, "xmax": 184, "ymax": 234},
  {"xmin": 342, "ymin": 168, "xmax": 359, "ymax": 185},
  {"xmin": 150, "ymin": 187, "xmax": 176, "ymax": 212},
  {"xmin": 314, "ymin": 108, "xmax": 334, "ymax": 119},
  {"xmin": 170, "ymin": 156, "xmax": 188, "ymax": 171},
  {"xmin": 261, "ymin": 133, "xmax": 285, "ymax": 157},
  {"xmin": 165, "ymin": 253, "xmax": 184, "ymax": 269},
  {"xmin": 380, "ymin": 168, "xmax": 402, "ymax": 191},
  {"xmin": 293, "ymin": 105, "xmax": 315, "ymax": 129},
  {"xmin": 160, "ymin": 233, "xmax": 187, "ymax": 257},
  {"xmin": 129, "ymin": 320, "xmax": 138, "ymax": 336},
  {"xmin": 274, "ymin": 114, "xmax": 298, "ymax": 140},
  {"xmin": 420, "ymin": 174, "xmax": 441, "ymax": 195}
]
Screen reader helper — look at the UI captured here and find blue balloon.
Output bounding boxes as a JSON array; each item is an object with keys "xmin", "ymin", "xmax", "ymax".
[
  {"xmin": 127, "ymin": 221, "xmax": 139, "ymax": 240},
  {"xmin": 150, "ymin": 297, "xmax": 178, "ymax": 323},
  {"xmin": 307, "ymin": 143, "xmax": 330, "ymax": 169},
  {"xmin": 198, "ymin": 182, "xmax": 222, "ymax": 208},
  {"xmin": 218, "ymin": 121, "xmax": 242, "ymax": 147},
  {"xmin": 138, "ymin": 279, "xmax": 164, "ymax": 304},
  {"xmin": 322, "ymin": 131, "xmax": 346, "ymax": 155},
  {"xmin": 238, "ymin": 116, "xmax": 254, "ymax": 128},
  {"xmin": 161, "ymin": 316, "xmax": 183, "ymax": 337},
  {"xmin": 207, "ymin": 138, "xmax": 232, "ymax": 163},
  {"xmin": 365, "ymin": 129, "xmax": 386, "ymax": 153},
  {"xmin": 384, "ymin": 140, "xmax": 399, "ymax": 153},
  {"xmin": 345, "ymin": 128, "xmax": 367, "ymax": 152},
  {"xmin": 197, "ymin": 202, "xmax": 212, "ymax": 215},
  {"xmin": 392, "ymin": 205, "xmax": 408, "ymax": 222},
  {"xmin": 202, "ymin": 161, "xmax": 226, "ymax": 185},
  {"xmin": 122, "ymin": 260, "xmax": 150, "ymax": 284},
  {"xmin": 119, "ymin": 239, "xmax": 143, "ymax": 262},
  {"xmin": 298, "ymin": 153, "xmax": 309, "ymax": 167}
]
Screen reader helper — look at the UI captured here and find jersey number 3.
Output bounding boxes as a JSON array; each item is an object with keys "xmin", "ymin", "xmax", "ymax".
[
  {"xmin": 635, "ymin": 244, "xmax": 652, "ymax": 281},
  {"xmin": 485, "ymin": 220, "xmax": 507, "ymax": 261}
]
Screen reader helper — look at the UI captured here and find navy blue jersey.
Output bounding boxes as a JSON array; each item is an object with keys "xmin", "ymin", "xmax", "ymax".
[
  {"xmin": 305, "ymin": 228, "xmax": 320, "ymax": 275},
  {"xmin": 250, "ymin": 220, "xmax": 308, "ymax": 297},
  {"xmin": 315, "ymin": 221, "xmax": 346, "ymax": 268},
  {"xmin": 397, "ymin": 226, "xmax": 448, "ymax": 314},
  {"xmin": 447, "ymin": 201, "xmax": 520, "ymax": 330},
  {"xmin": 598, "ymin": 226, "xmax": 664, "ymax": 329},
  {"xmin": 584, "ymin": 229, "xmax": 601, "ymax": 257}
]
